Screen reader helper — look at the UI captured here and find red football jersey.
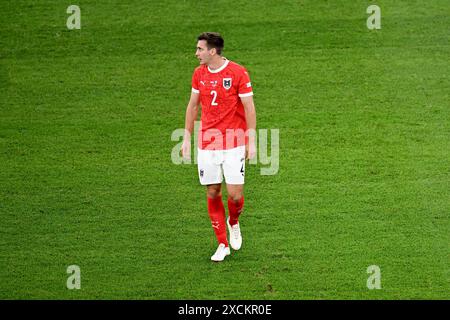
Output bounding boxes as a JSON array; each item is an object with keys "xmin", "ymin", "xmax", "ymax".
[{"xmin": 191, "ymin": 59, "xmax": 253, "ymax": 150}]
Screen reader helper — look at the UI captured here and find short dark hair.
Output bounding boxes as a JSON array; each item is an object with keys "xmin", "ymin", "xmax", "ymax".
[{"xmin": 197, "ymin": 32, "xmax": 224, "ymax": 55}]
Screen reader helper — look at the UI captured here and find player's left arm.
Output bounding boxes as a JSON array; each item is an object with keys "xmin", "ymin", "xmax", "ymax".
[{"xmin": 241, "ymin": 95, "xmax": 257, "ymax": 160}]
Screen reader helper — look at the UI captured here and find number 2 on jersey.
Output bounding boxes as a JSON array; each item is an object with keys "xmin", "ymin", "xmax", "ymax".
[{"xmin": 211, "ymin": 90, "xmax": 218, "ymax": 106}]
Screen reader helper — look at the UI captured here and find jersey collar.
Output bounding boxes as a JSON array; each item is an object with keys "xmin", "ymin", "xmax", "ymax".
[{"xmin": 207, "ymin": 59, "xmax": 229, "ymax": 74}]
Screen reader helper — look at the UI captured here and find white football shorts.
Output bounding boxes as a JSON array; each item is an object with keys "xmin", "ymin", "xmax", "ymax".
[{"xmin": 197, "ymin": 145, "xmax": 245, "ymax": 185}]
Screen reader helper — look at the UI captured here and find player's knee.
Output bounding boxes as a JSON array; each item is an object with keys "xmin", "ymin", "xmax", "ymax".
[{"xmin": 206, "ymin": 187, "xmax": 221, "ymax": 199}]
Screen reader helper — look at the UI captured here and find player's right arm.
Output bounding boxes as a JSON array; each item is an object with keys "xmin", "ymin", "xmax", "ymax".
[{"xmin": 181, "ymin": 91, "xmax": 200, "ymax": 160}]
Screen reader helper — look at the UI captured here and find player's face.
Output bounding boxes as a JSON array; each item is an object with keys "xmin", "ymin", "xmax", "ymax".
[{"xmin": 195, "ymin": 40, "xmax": 213, "ymax": 65}]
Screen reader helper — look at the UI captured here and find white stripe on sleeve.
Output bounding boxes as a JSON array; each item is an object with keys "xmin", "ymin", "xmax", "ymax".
[{"xmin": 238, "ymin": 92, "xmax": 253, "ymax": 98}]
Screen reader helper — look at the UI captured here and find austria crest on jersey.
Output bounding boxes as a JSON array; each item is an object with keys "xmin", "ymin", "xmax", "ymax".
[{"xmin": 223, "ymin": 78, "xmax": 232, "ymax": 90}]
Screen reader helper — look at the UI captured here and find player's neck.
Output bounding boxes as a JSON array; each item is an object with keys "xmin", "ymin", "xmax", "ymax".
[{"xmin": 208, "ymin": 56, "xmax": 227, "ymax": 71}]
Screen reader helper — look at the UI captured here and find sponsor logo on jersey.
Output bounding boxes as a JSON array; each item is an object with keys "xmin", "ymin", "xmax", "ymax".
[{"xmin": 223, "ymin": 78, "xmax": 232, "ymax": 90}]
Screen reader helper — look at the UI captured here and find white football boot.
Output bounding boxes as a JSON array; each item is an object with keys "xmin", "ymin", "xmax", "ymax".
[
  {"xmin": 227, "ymin": 217, "xmax": 242, "ymax": 250},
  {"xmin": 211, "ymin": 243, "xmax": 230, "ymax": 262}
]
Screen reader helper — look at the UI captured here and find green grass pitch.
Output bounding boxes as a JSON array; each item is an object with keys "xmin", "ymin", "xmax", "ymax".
[{"xmin": 1, "ymin": 0, "xmax": 449, "ymax": 299}]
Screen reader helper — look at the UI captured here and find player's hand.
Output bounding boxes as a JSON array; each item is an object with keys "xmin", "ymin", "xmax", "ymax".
[
  {"xmin": 246, "ymin": 141, "xmax": 256, "ymax": 160},
  {"xmin": 181, "ymin": 139, "xmax": 191, "ymax": 161}
]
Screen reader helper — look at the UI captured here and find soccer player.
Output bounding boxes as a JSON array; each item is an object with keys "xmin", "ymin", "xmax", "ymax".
[{"xmin": 181, "ymin": 32, "xmax": 257, "ymax": 262}]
